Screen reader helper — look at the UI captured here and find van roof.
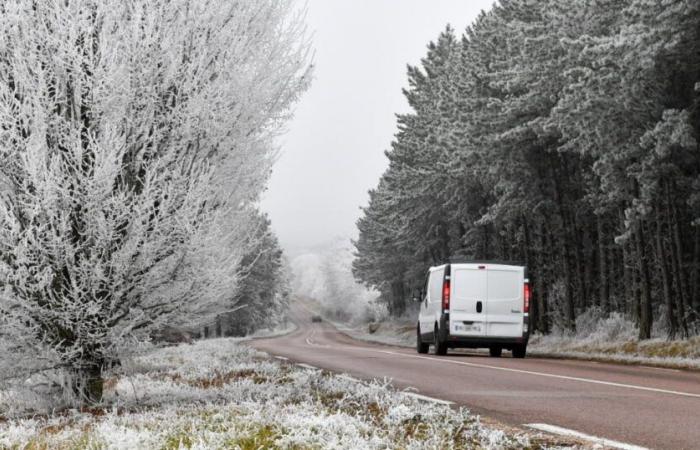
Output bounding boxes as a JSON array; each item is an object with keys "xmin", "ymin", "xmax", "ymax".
[{"xmin": 448, "ymin": 257, "xmax": 525, "ymax": 266}]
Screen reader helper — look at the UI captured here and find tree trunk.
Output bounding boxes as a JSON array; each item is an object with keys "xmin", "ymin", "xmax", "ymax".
[
  {"xmin": 582, "ymin": 224, "xmax": 595, "ymax": 311},
  {"xmin": 654, "ymin": 211, "xmax": 677, "ymax": 338},
  {"xmin": 73, "ymin": 365, "xmax": 104, "ymax": 406},
  {"xmin": 534, "ymin": 223, "xmax": 550, "ymax": 333},
  {"xmin": 215, "ymin": 316, "xmax": 223, "ymax": 337},
  {"xmin": 561, "ymin": 239, "xmax": 576, "ymax": 331},
  {"xmin": 691, "ymin": 227, "xmax": 700, "ymax": 315},
  {"xmin": 620, "ymin": 210, "xmax": 634, "ymax": 316},
  {"xmin": 597, "ymin": 216, "xmax": 609, "ymax": 312},
  {"xmin": 391, "ymin": 281, "xmax": 406, "ymax": 316},
  {"xmin": 552, "ymin": 169, "xmax": 576, "ymax": 331},
  {"xmin": 482, "ymin": 226, "xmax": 490, "ymax": 259},
  {"xmin": 667, "ymin": 184, "xmax": 690, "ymax": 337},
  {"xmin": 635, "ymin": 224, "xmax": 653, "ymax": 340}
]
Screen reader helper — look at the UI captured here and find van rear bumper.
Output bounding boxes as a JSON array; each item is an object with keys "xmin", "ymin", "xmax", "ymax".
[
  {"xmin": 439, "ymin": 313, "xmax": 529, "ymax": 349},
  {"xmin": 445, "ymin": 335, "xmax": 528, "ymax": 349}
]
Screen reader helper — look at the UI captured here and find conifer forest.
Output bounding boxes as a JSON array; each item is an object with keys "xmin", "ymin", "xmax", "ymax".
[{"xmin": 354, "ymin": 0, "xmax": 700, "ymax": 340}]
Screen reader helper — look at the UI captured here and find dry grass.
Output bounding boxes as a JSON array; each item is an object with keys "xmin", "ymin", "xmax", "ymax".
[
  {"xmin": 529, "ymin": 335, "xmax": 700, "ymax": 370},
  {"xmin": 158, "ymin": 368, "xmax": 275, "ymax": 389}
]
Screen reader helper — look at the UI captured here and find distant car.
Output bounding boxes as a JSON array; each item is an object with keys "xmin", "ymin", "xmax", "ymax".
[
  {"xmin": 415, "ymin": 259, "xmax": 530, "ymax": 358},
  {"xmin": 311, "ymin": 315, "xmax": 323, "ymax": 323}
]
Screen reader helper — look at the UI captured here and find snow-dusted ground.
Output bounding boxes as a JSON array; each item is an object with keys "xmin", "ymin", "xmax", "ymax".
[{"xmin": 0, "ymin": 338, "xmax": 562, "ymax": 449}]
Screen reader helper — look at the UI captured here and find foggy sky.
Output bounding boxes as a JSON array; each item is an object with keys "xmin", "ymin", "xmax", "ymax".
[{"xmin": 260, "ymin": 0, "xmax": 495, "ymax": 256}]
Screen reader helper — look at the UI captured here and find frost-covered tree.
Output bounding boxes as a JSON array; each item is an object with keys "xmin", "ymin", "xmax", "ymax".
[
  {"xmin": 219, "ymin": 211, "xmax": 290, "ymax": 337},
  {"xmin": 0, "ymin": 0, "xmax": 310, "ymax": 404},
  {"xmin": 295, "ymin": 238, "xmax": 379, "ymax": 322}
]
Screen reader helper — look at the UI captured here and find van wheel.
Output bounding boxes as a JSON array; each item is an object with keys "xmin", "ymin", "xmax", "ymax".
[
  {"xmin": 416, "ymin": 326, "xmax": 429, "ymax": 354},
  {"xmin": 489, "ymin": 347, "xmax": 502, "ymax": 357},
  {"xmin": 434, "ymin": 324, "xmax": 448, "ymax": 355},
  {"xmin": 512, "ymin": 344, "xmax": 527, "ymax": 359}
]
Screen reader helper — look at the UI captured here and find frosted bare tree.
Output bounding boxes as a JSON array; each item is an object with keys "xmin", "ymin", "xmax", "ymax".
[{"xmin": 0, "ymin": 0, "xmax": 310, "ymax": 405}]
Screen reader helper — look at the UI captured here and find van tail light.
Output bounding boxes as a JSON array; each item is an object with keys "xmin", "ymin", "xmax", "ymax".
[
  {"xmin": 523, "ymin": 282, "xmax": 531, "ymax": 314},
  {"xmin": 442, "ymin": 279, "xmax": 450, "ymax": 310}
]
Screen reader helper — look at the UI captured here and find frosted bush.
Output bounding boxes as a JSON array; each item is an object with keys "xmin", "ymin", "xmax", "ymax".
[
  {"xmin": 544, "ymin": 305, "xmax": 639, "ymax": 342},
  {"xmin": 585, "ymin": 312, "xmax": 638, "ymax": 342},
  {"xmin": 574, "ymin": 307, "xmax": 637, "ymax": 342},
  {"xmin": 573, "ymin": 306, "xmax": 607, "ymax": 338},
  {"xmin": 363, "ymin": 299, "xmax": 391, "ymax": 323}
]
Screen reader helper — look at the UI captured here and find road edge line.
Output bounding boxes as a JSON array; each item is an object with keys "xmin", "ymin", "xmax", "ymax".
[
  {"xmin": 337, "ymin": 374, "xmax": 361, "ymax": 383},
  {"xmin": 525, "ymin": 423, "xmax": 649, "ymax": 450},
  {"xmin": 404, "ymin": 392, "xmax": 454, "ymax": 406},
  {"xmin": 372, "ymin": 350, "xmax": 700, "ymax": 399},
  {"xmin": 296, "ymin": 363, "xmax": 319, "ymax": 370}
]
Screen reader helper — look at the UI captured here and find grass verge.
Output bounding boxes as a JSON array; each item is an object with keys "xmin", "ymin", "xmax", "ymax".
[{"xmin": 0, "ymin": 338, "xmax": 580, "ymax": 449}]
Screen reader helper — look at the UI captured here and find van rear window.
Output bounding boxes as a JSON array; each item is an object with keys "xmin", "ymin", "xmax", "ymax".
[{"xmin": 487, "ymin": 270, "xmax": 520, "ymax": 300}]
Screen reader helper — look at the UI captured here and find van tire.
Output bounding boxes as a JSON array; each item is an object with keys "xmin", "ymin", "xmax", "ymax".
[
  {"xmin": 489, "ymin": 347, "xmax": 502, "ymax": 357},
  {"xmin": 416, "ymin": 326, "xmax": 429, "ymax": 354},
  {"xmin": 434, "ymin": 324, "xmax": 448, "ymax": 355},
  {"xmin": 512, "ymin": 344, "xmax": 527, "ymax": 359}
]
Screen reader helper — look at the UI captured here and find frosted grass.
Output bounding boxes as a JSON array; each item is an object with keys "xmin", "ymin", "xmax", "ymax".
[{"xmin": 0, "ymin": 338, "xmax": 558, "ymax": 449}]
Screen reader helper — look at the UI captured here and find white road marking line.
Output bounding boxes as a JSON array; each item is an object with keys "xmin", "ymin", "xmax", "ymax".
[
  {"xmin": 304, "ymin": 327, "xmax": 331, "ymax": 348},
  {"xmin": 305, "ymin": 327, "xmax": 316, "ymax": 346},
  {"xmin": 296, "ymin": 363, "xmax": 320, "ymax": 370},
  {"xmin": 273, "ymin": 356, "xmax": 288, "ymax": 361},
  {"xmin": 337, "ymin": 374, "xmax": 361, "ymax": 383},
  {"xmin": 645, "ymin": 366, "xmax": 681, "ymax": 373},
  {"xmin": 371, "ymin": 350, "xmax": 700, "ymax": 399},
  {"xmin": 404, "ymin": 392, "xmax": 454, "ymax": 406},
  {"xmin": 526, "ymin": 423, "xmax": 649, "ymax": 450}
]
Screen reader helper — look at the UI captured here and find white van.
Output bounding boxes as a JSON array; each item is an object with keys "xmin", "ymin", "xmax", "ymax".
[{"xmin": 415, "ymin": 260, "xmax": 530, "ymax": 358}]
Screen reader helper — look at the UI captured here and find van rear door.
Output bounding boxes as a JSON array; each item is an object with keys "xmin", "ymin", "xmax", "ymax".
[
  {"xmin": 485, "ymin": 266, "xmax": 524, "ymax": 338},
  {"xmin": 450, "ymin": 266, "xmax": 486, "ymax": 336}
]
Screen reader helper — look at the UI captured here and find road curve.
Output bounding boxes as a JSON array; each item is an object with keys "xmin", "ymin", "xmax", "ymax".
[{"xmin": 250, "ymin": 303, "xmax": 700, "ymax": 450}]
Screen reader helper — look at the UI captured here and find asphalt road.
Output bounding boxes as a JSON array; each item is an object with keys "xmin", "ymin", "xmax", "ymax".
[{"xmin": 251, "ymin": 303, "xmax": 700, "ymax": 450}]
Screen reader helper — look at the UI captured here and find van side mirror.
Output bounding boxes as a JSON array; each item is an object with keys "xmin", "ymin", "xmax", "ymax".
[{"xmin": 412, "ymin": 289, "xmax": 423, "ymax": 303}]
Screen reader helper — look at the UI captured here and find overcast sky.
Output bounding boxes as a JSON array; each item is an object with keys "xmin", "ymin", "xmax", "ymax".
[{"xmin": 260, "ymin": 0, "xmax": 495, "ymax": 256}]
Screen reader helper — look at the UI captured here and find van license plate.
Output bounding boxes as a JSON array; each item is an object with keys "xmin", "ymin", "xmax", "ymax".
[{"xmin": 455, "ymin": 324, "xmax": 481, "ymax": 332}]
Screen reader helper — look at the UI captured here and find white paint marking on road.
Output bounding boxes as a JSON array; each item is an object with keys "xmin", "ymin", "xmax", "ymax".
[
  {"xmin": 337, "ymin": 374, "xmax": 361, "ymax": 383},
  {"xmin": 404, "ymin": 392, "xmax": 454, "ymax": 406},
  {"xmin": 297, "ymin": 363, "xmax": 320, "ymax": 371},
  {"xmin": 306, "ymin": 338, "xmax": 331, "ymax": 348},
  {"xmin": 372, "ymin": 350, "xmax": 700, "ymax": 399},
  {"xmin": 526, "ymin": 423, "xmax": 649, "ymax": 450},
  {"xmin": 273, "ymin": 356, "xmax": 288, "ymax": 361},
  {"xmin": 645, "ymin": 366, "xmax": 681, "ymax": 373},
  {"xmin": 304, "ymin": 328, "xmax": 331, "ymax": 348}
]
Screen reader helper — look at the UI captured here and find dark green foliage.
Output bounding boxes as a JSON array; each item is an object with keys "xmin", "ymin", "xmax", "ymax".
[{"xmin": 354, "ymin": 0, "xmax": 700, "ymax": 339}]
